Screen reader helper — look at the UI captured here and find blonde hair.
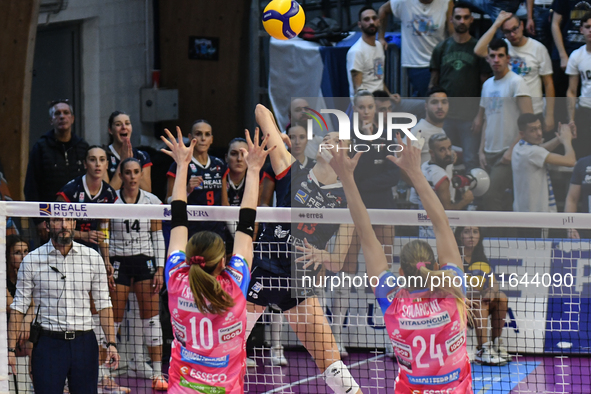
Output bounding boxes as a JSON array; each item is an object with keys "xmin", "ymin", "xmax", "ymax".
[
  {"xmin": 185, "ymin": 231, "xmax": 234, "ymax": 315},
  {"xmin": 400, "ymin": 240, "xmax": 470, "ymax": 326}
]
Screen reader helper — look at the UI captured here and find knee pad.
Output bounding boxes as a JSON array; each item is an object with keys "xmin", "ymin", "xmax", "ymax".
[
  {"xmin": 142, "ymin": 315, "xmax": 163, "ymax": 347},
  {"xmin": 323, "ymin": 361, "xmax": 360, "ymax": 394},
  {"xmin": 92, "ymin": 314, "xmax": 106, "ymax": 347}
]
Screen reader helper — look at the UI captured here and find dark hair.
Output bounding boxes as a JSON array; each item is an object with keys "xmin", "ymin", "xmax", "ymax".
[
  {"xmin": 191, "ymin": 119, "xmax": 211, "ymax": 130},
  {"xmin": 453, "ymin": 1, "xmax": 473, "ymax": 14},
  {"xmin": 580, "ymin": 11, "xmax": 591, "ymax": 24},
  {"xmin": 49, "ymin": 100, "xmax": 74, "ymax": 118},
  {"xmin": 6, "ymin": 235, "xmax": 30, "ymax": 266},
  {"xmin": 86, "ymin": 145, "xmax": 107, "ymax": 160},
  {"xmin": 108, "ymin": 110, "xmax": 129, "ymax": 144},
  {"xmin": 353, "ymin": 89, "xmax": 375, "ymax": 106},
  {"xmin": 120, "ymin": 157, "xmax": 141, "ymax": 174},
  {"xmin": 425, "ymin": 86, "xmax": 447, "ymax": 101},
  {"xmin": 358, "ymin": 5, "xmax": 377, "ymax": 21},
  {"xmin": 227, "ymin": 137, "xmax": 247, "ymax": 152},
  {"xmin": 454, "ymin": 227, "xmax": 489, "ymax": 264},
  {"xmin": 372, "ymin": 90, "xmax": 390, "ymax": 99},
  {"xmin": 517, "ymin": 113, "xmax": 542, "ymax": 131},
  {"xmin": 428, "ymin": 133, "xmax": 450, "ymax": 150},
  {"xmin": 488, "ymin": 38, "xmax": 508, "ymax": 54}
]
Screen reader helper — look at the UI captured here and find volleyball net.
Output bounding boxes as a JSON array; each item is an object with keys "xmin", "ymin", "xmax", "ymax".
[{"xmin": 0, "ymin": 202, "xmax": 590, "ymax": 393}]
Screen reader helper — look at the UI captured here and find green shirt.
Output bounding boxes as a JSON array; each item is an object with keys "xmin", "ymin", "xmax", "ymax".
[{"xmin": 430, "ymin": 36, "xmax": 491, "ymax": 120}]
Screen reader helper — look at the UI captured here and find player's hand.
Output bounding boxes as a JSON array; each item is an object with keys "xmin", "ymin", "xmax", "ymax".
[
  {"xmin": 379, "ymin": 37, "xmax": 388, "ymax": 50},
  {"xmin": 567, "ymin": 228, "xmax": 580, "ymax": 239},
  {"xmin": 187, "ymin": 176, "xmax": 203, "ymax": 194},
  {"xmin": 8, "ymin": 353, "xmax": 16, "ymax": 375},
  {"xmin": 243, "ymin": 127, "xmax": 275, "ymax": 172},
  {"xmin": 121, "ymin": 138, "xmax": 133, "ymax": 161},
  {"xmin": 19, "ymin": 322, "xmax": 30, "ymax": 343},
  {"xmin": 390, "ymin": 93, "xmax": 401, "ymax": 105},
  {"xmin": 161, "ymin": 126, "xmax": 197, "ymax": 166},
  {"xmin": 106, "ymin": 346, "xmax": 120, "ymax": 370},
  {"xmin": 105, "ymin": 262, "xmax": 116, "ymax": 290},
  {"xmin": 280, "ymin": 132, "xmax": 292, "ymax": 149},
  {"xmin": 295, "ymin": 239, "xmax": 329, "ymax": 270},
  {"xmin": 526, "ymin": 17, "xmax": 535, "ymax": 36},
  {"xmin": 462, "ymin": 189, "xmax": 474, "ymax": 204},
  {"xmin": 327, "ymin": 141, "xmax": 362, "ymax": 181},
  {"xmin": 152, "ymin": 267, "xmax": 164, "ymax": 294},
  {"xmin": 500, "ymin": 149, "xmax": 512, "ymax": 165},
  {"xmin": 361, "ymin": 121, "xmax": 374, "ymax": 135},
  {"xmin": 567, "ymin": 120, "xmax": 577, "ymax": 139},
  {"xmin": 557, "ymin": 122, "xmax": 573, "ymax": 144},
  {"xmin": 386, "ymin": 133, "xmax": 422, "ymax": 177},
  {"xmin": 494, "ymin": 11, "xmax": 513, "ymax": 28},
  {"xmin": 80, "ymin": 230, "xmax": 106, "ymax": 245},
  {"xmin": 479, "ymin": 150, "xmax": 487, "ymax": 169},
  {"xmin": 544, "ymin": 114, "xmax": 555, "ymax": 132},
  {"xmin": 560, "ymin": 54, "xmax": 569, "ymax": 71}
]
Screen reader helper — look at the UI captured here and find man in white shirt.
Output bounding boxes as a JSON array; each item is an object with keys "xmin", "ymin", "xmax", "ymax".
[
  {"xmin": 512, "ymin": 113, "xmax": 576, "ymax": 214},
  {"xmin": 475, "ymin": 38, "xmax": 533, "ymax": 211},
  {"xmin": 378, "ymin": 0, "xmax": 453, "ymax": 97},
  {"xmin": 410, "ymin": 86, "xmax": 450, "ymax": 164},
  {"xmin": 8, "ymin": 217, "xmax": 119, "ymax": 393},
  {"xmin": 566, "ymin": 11, "xmax": 591, "ymax": 160},
  {"xmin": 474, "ymin": 11, "xmax": 555, "ymax": 132}
]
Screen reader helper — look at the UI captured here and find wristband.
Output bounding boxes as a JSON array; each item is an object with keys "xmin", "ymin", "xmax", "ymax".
[
  {"xmin": 8, "ymin": 348, "xmax": 15, "ymax": 353},
  {"xmin": 171, "ymin": 200, "xmax": 188, "ymax": 229},
  {"xmin": 106, "ymin": 342, "xmax": 117, "ymax": 350},
  {"xmin": 236, "ymin": 208, "xmax": 257, "ymax": 237}
]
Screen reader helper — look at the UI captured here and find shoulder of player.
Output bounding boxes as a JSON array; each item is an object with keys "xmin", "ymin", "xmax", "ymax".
[
  {"xmin": 210, "ymin": 155, "xmax": 225, "ymax": 166},
  {"xmin": 141, "ymin": 189, "xmax": 162, "ymax": 204}
]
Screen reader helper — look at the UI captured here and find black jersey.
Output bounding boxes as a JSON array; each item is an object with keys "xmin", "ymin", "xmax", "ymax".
[
  {"xmin": 224, "ymin": 169, "xmax": 246, "ymax": 206},
  {"xmin": 106, "ymin": 145, "xmax": 152, "ymax": 180},
  {"xmin": 254, "ymin": 163, "xmax": 346, "ymax": 276}
]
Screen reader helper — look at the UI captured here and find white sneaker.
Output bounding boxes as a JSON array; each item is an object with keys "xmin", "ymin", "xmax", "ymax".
[
  {"xmin": 337, "ymin": 342, "xmax": 348, "ymax": 358},
  {"xmin": 385, "ymin": 343, "xmax": 395, "ymax": 359},
  {"xmin": 474, "ymin": 342, "xmax": 506, "ymax": 366},
  {"xmin": 493, "ymin": 337, "xmax": 512, "ymax": 363},
  {"xmin": 127, "ymin": 359, "xmax": 154, "ymax": 379},
  {"xmin": 270, "ymin": 346, "xmax": 288, "ymax": 366},
  {"xmin": 246, "ymin": 357, "xmax": 257, "ymax": 368}
]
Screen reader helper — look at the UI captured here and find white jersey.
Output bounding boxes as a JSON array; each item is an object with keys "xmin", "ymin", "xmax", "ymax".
[{"xmin": 109, "ymin": 189, "xmax": 162, "ymax": 257}]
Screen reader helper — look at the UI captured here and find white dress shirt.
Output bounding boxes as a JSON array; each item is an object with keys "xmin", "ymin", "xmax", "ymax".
[{"xmin": 11, "ymin": 241, "xmax": 112, "ymax": 331}]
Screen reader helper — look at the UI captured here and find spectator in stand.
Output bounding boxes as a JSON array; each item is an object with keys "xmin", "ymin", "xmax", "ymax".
[
  {"xmin": 410, "ymin": 134, "xmax": 473, "ymax": 237},
  {"xmin": 454, "ymin": 226, "xmax": 510, "ymax": 366},
  {"xmin": 409, "ymin": 87, "xmax": 450, "ymax": 164},
  {"xmin": 531, "ymin": 0, "xmax": 554, "ymax": 51},
  {"xmin": 475, "ymin": 11, "xmax": 555, "ymax": 133},
  {"xmin": 475, "ymin": 39, "xmax": 533, "ymax": 211},
  {"xmin": 430, "ymin": 2, "xmax": 491, "ymax": 171},
  {"xmin": 0, "ymin": 161, "xmax": 19, "ymax": 235},
  {"xmin": 25, "ymin": 99, "xmax": 89, "ymax": 242},
  {"xmin": 287, "ymin": 98, "xmax": 321, "ymax": 160},
  {"xmin": 565, "ymin": 154, "xmax": 591, "ymax": 238},
  {"xmin": 551, "ymin": 0, "xmax": 591, "ymax": 98},
  {"xmin": 566, "ymin": 11, "xmax": 591, "ymax": 159},
  {"xmin": 512, "ymin": 114, "xmax": 576, "ymax": 214},
  {"xmin": 347, "ymin": 6, "xmax": 400, "ymax": 102},
  {"xmin": 378, "ymin": 0, "xmax": 453, "ymax": 97},
  {"xmin": 104, "ymin": 111, "xmax": 152, "ymax": 192}
]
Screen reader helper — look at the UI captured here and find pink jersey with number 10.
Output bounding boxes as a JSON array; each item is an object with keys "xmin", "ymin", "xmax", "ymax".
[
  {"xmin": 165, "ymin": 250, "xmax": 251, "ymax": 394},
  {"xmin": 375, "ymin": 265, "xmax": 472, "ymax": 394}
]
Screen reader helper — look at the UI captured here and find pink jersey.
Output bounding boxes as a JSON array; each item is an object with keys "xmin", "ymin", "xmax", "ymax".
[
  {"xmin": 165, "ymin": 251, "xmax": 251, "ymax": 394},
  {"xmin": 376, "ymin": 266, "xmax": 472, "ymax": 394}
]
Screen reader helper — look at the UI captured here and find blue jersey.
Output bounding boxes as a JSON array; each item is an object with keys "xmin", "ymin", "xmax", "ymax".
[
  {"xmin": 167, "ymin": 155, "xmax": 227, "ymax": 238},
  {"xmin": 106, "ymin": 145, "xmax": 152, "ymax": 181},
  {"xmin": 254, "ymin": 163, "xmax": 346, "ymax": 276},
  {"xmin": 352, "ymin": 136, "xmax": 400, "ymax": 209},
  {"xmin": 57, "ymin": 175, "xmax": 117, "ymax": 242}
]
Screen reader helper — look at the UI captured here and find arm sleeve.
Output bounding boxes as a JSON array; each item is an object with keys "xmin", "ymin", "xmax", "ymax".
[
  {"xmin": 225, "ymin": 254, "xmax": 251, "ymax": 298},
  {"xmin": 138, "ymin": 149, "xmax": 153, "ymax": 168},
  {"xmin": 552, "ymin": 0, "xmax": 567, "ymax": 18},
  {"xmin": 374, "ymin": 270, "xmax": 398, "ymax": 314},
  {"xmin": 430, "ymin": 42, "xmax": 442, "ymax": 71},
  {"xmin": 91, "ymin": 252, "xmax": 112, "ymax": 311},
  {"xmin": 528, "ymin": 146, "xmax": 550, "ymax": 168},
  {"xmin": 570, "ymin": 159, "xmax": 586, "ymax": 185},
  {"xmin": 565, "ymin": 52, "xmax": 579, "ymax": 76},
  {"xmin": 10, "ymin": 258, "xmax": 33, "ymax": 314},
  {"xmin": 389, "ymin": 0, "xmax": 402, "ymax": 18},
  {"xmin": 515, "ymin": 76, "xmax": 532, "ymax": 97},
  {"xmin": 539, "ymin": 46, "xmax": 553, "ymax": 76},
  {"xmin": 166, "ymin": 162, "xmax": 178, "ymax": 178}
]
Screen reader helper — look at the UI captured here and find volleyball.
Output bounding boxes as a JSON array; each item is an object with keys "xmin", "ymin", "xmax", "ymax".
[
  {"xmin": 262, "ymin": 0, "xmax": 305, "ymax": 40},
  {"xmin": 467, "ymin": 261, "xmax": 492, "ymax": 291}
]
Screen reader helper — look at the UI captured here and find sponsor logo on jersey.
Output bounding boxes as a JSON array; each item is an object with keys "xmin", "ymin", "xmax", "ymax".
[
  {"xmin": 188, "ymin": 369, "xmax": 228, "ymax": 383},
  {"xmin": 219, "ymin": 321, "xmax": 243, "ymax": 343},
  {"xmin": 391, "ymin": 339, "xmax": 412, "ymax": 359},
  {"xmin": 411, "ymin": 389, "xmax": 455, "ymax": 394},
  {"xmin": 190, "ymin": 163, "xmax": 197, "ymax": 172},
  {"xmin": 391, "ymin": 329, "xmax": 402, "ymax": 339},
  {"xmin": 585, "ymin": 174, "xmax": 591, "ymax": 183},
  {"xmin": 180, "ymin": 347, "xmax": 229, "ymax": 368},
  {"xmin": 251, "ymin": 282, "xmax": 263, "ymax": 292},
  {"xmin": 232, "ymin": 258, "xmax": 244, "ymax": 268},
  {"xmin": 214, "ymin": 173, "xmax": 221, "ymax": 178},
  {"xmin": 295, "ymin": 190, "xmax": 309, "ymax": 204},
  {"xmin": 386, "ymin": 289, "xmax": 397, "ymax": 303},
  {"xmin": 407, "ymin": 369, "xmax": 460, "ymax": 385},
  {"xmin": 397, "ymin": 355, "xmax": 412, "ymax": 372},
  {"xmin": 112, "ymin": 261, "xmax": 120, "ymax": 270},
  {"xmin": 79, "ymin": 192, "xmax": 85, "ymax": 202},
  {"xmin": 399, "ymin": 311, "xmax": 451, "ymax": 330},
  {"xmin": 225, "ymin": 312, "xmax": 235, "ymax": 322},
  {"xmin": 300, "ymin": 181, "xmax": 312, "ymax": 192},
  {"xmin": 172, "ymin": 318, "xmax": 187, "ymax": 346},
  {"xmin": 446, "ymin": 332, "xmax": 465, "ymax": 356},
  {"xmin": 178, "ymin": 297, "xmax": 200, "ymax": 312},
  {"xmin": 180, "ymin": 366, "xmax": 189, "ymax": 375},
  {"xmin": 315, "ymin": 192, "xmax": 324, "ymax": 202},
  {"xmin": 226, "ymin": 266, "xmax": 243, "ymax": 284},
  {"xmin": 401, "ymin": 300, "xmax": 442, "ymax": 318},
  {"xmin": 179, "ymin": 376, "xmax": 222, "ymax": 392},
  {"xmin": 450, "ymin": 321, "xmax": 460, "ymax": 332},
  {"xmin": 181, "ymin": 286, "xmax": 193, "ymax": 300},
  {"xmin": 586, "ymin": 166, "xmax": 591, "ymax": 172}
]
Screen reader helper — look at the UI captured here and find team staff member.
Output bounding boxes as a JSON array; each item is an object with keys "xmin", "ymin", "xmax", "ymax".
[
  {"xmin": 8, "ymin": 217, "xmax": 119, "ymax": 394},
  {"xmin": 162, "ymin": 126, "xmax": 268, "ymax": 393}
]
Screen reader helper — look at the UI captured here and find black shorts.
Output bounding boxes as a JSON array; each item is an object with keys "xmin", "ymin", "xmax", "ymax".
[
  {"xmin": 112, "ymin": 254, "xmax": 156, "ymax": 286},
  {"xmin": 246, "ymin": 265, "xmax": 315, "ymax": 312}
]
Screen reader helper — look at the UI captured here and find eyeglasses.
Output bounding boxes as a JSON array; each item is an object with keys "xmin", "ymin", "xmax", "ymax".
[
  {"xmin": 502, "ymin": 25, "xmax": 520, "ymax": 35},
  {"xmin": 49, "ymin": 98, "xmax": 70, "ymax": 107}
]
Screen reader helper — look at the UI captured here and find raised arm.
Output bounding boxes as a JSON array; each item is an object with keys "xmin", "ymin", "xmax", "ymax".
[
  {"xmin": 378, "ymin": 1, "xmax": 393, "ymax": 49},
  {"xmin": 474, "ymin": 11, "xmax": 513, "ymax": 57},
  {"xmin": 388, "ymin": 136, "xmax": 462, "ymax": 270},
  {"xmin": 255, "ymin": 104, "xmax": 294, "ymax": 175},
  {"xmin": 232, "ymin": 128, "xmax": 272, "ymax": 268},
  {"xmin": 160, "ymin": 127, "xmax": 196, "ymax": 255}
]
